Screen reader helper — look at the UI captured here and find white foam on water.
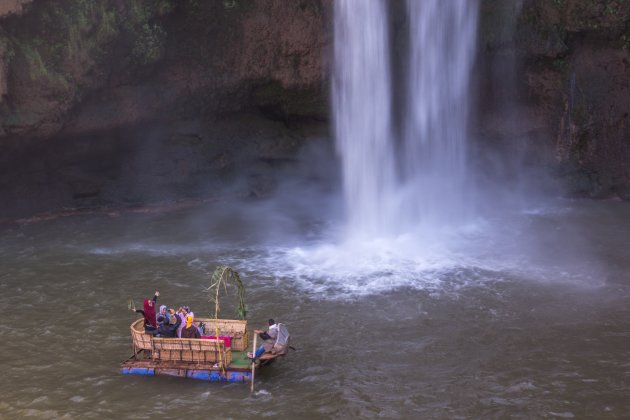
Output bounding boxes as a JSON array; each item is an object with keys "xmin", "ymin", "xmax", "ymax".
[
  {"xmin": 89, "ymin": 241, "xmax": 223, "ymax": 256},
  {"xmin": 549, "ymin": 412, "xmax": 575, "ymax": 418},
  {"xmin": 255, "ymin": 389, "xmax": 271, "ymax": 396},
  {"xmin": 505, "ymin": 381, "xmax": 538, "ymax": 393},
  {"xmin": 233, "ymin": 226, "xmax": 501, "ymax": 298},
  {"xmin": 77, "ymin": 198, "xmax": 605, "ymax": 299},
  {"xmin": 227, "ymin": 205, "xmax": 606, "ymax": 298}
]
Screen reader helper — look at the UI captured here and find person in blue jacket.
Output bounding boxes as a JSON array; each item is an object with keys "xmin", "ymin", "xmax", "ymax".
[{"xmin": 153, "ymin": 313, "xmax": 181, "ymax": 338}]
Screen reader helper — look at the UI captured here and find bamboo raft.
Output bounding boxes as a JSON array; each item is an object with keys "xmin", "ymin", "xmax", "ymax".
[{"xmin": 121, "ymin": 318, "xmax": 256, "ymax": 382}]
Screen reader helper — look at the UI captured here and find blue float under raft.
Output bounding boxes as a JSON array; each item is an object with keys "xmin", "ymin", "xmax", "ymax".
[{"xmin": 121, "ymin": 349, "xmax": 254, "ymax": 382}]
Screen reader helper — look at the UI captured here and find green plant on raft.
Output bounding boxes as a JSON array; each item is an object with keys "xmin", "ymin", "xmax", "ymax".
[{"xmin": 206, "ymin": 265, "xmax": 247, "ymax": 320}]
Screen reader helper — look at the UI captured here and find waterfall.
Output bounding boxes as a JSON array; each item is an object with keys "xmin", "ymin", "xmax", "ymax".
[
  {"xmin": 333, "ymin": 0, "xmax": 479, "ymax": 239},
  {"xmin": 403, "ymin": 1, "xmax": 478, "ymax": 228},
  {"xmin": 333, "ymin": 0, "xmax": 394, "ymax": 240}
]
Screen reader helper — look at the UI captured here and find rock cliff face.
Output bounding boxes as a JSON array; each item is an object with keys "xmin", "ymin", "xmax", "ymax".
[
  {"xmin": 478, "ymin": 0, "xmax": 630, "ymax": 198},
  {"xmin": 0, "ymin": 0, "xmax": 628, "ymax": 219},
  {"xmin": 0, "ymin": 0, "xmax": 331, "ymax": 219},
  {"xmin": 0, "ymin": 0, "xmax": 330, "ymax": 138},
  {"xmin": 0, "ymin": 0, "xmax": 31, "ymax": 18}
]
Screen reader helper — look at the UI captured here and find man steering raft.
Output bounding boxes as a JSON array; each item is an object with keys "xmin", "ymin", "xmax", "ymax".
[{"xmin": 249, "ymin": 318, "xmax": 291, "ymax": 359}]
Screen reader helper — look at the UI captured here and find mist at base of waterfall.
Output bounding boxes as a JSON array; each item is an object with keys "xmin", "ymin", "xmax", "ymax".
[{"xmin": 75, "ymin": 183, "xmax": 613, "ymax": 301}]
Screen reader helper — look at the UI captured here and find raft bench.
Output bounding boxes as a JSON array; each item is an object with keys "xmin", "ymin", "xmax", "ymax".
[
  {"xmin": 130, "ymin": 318, "xmax": 153, "ymax": 357},
  {"xmin": 152, "ymin": 338, "xmax": 232, "ymax": 367},
  {"xmin": 197, "ymin": 318, "xmax": 249, "ymax": 351},
  {"xmin": 129, "ymin": 317, "xmax": 249, "ymax": 356}
]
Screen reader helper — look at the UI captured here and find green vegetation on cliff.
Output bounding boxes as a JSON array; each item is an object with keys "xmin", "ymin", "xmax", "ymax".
[{"xmin": 0, "ymin": 0, "xmax": 177, "ymax": 136}]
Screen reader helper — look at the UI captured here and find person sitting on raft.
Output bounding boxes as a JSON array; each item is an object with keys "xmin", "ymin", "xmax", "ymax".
[
  {"xmin": 154, "ymin": 313, "xmax": 181, "ymax": 338},
  {"xmin": 130, "ymin": 290, "xmax": 159, "ymax": 333},
  {"xmin": 182, "ymin": 306, "xmax": 205, "ymax": 335},
  {"xmin": 181, "ymin": 314, "xmax": 200, "ymax": 339},
  {"xmin": 249, "ymin": 318, "xmax": 290, "ymax": 359},
  {"xmin": 158, "ymin": 304, "xmax": 168, "ymax": 325},
  {"xmin": 176, "ymin": 306, "xmax": 191, "ymax": 337}
]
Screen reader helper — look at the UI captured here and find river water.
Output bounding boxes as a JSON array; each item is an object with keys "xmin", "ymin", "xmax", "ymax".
[{"xmin": 1, "ymin": 196, "xmax": 629, "ymax": 419}]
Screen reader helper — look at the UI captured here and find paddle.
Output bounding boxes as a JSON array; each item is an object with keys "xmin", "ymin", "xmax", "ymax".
[{"xmin": 250, "ymin": 333, "xmax": 257, "ymax": 393}]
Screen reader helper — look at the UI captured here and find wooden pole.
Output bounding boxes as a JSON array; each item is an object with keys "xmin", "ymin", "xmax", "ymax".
[{"xmin": 250, "ymin": 332, "xmax": 257, "ymax": 393}]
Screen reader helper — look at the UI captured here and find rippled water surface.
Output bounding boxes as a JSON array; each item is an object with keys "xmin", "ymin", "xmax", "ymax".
[{"xmin": 1, "ymin": 199, "xmax": 629, "ymax": 419}]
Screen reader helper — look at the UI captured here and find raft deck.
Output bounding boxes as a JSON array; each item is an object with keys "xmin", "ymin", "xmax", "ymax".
[
  {"xmin": 120, "ymin": 317, "xmax": 289, "ymax": 382},
  {"xmin": 122, "ymin": 317, "xmax": 260, "ymax": 382}
]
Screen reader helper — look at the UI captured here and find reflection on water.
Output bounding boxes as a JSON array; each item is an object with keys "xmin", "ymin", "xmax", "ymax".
[{"xmin": 0, "ymin": 198, "xmax": 629, "ymax": 418}]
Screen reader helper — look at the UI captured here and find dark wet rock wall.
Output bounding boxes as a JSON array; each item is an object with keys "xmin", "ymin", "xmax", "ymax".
[
  {"xmin": 0, "ymin": 0, "xmax": 629, "ymax": 219},
  {"xmin": 478, "ymin": 0, "xmax": 630, "ymax": 198},
  {"xmin": 0, "ymin": 0, "xmax": 331, "ymax": 219}
]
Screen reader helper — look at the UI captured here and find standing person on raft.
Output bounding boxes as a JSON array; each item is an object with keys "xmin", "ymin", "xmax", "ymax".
[
  {"xmin": 130, "ymin": 290, "xmax": 160, "ymax": 333},
  {"xmin": 249, "ymin": 319, "xmax": 290, "ymax": 359}
]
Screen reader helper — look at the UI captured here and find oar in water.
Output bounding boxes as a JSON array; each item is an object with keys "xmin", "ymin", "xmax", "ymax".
[{"xmin": 250, "ymin": 333, "xmax": 257, "ymax": 393}]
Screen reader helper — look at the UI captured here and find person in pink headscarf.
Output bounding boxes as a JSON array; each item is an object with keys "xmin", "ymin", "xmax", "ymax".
[{"xmin": 176, "ymin": 306, "xmax": 194, "ymax": 337}]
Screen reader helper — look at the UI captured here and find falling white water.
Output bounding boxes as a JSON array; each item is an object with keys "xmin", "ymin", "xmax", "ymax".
[
  {"xmin": 333, "ymin": 0, "xmax": 394, "ymax": 240},
  {"xmin": 402, "ymin": 0, "xmax": 478, "ymax": 227},
  {"xmin": 333, "ymin": 0, "xmax": 479, "ymax": 239}
]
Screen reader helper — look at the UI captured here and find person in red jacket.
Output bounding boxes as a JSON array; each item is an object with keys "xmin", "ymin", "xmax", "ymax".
[{"xmin": 130, "ymin": 290, "xmax": 160, "ymax": 333}]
